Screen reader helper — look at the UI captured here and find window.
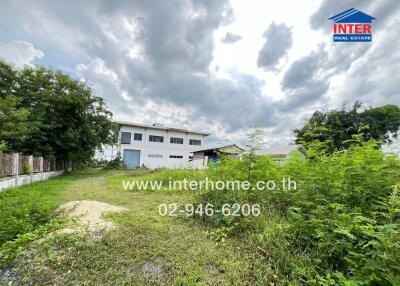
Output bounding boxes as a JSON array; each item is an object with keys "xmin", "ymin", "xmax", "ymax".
[
  {"xmin": 189, "ymin": 156, "xmax": 193, "ymax": 160},
  {"xmin": 134, "ymin": 133, "xmax": 142, "ymax": 141},
  {"xmin": 148, "ymin": 154, "xmax": 163, "ymax": 158},
  {"xmin": 121, "ymin": 132, "xmax": 131, "ymax": 144},
  {"xmin": 149, "ymin": 135, "xmax": 164, "ymax": 143},
  {"xmin": 189, "ymin": 139, "xmax": 201, "ymax": 146},
  {"xmin": 169, "ymin": 155, "xmax": 183, "ymax": 159},
  {"xmin": 170, "ymin": 137, "xmax": 183, "ymax": 144}
]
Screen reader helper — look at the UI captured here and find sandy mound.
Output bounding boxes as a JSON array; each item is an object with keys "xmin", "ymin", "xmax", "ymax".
[{"xmin": 56, "ymin": 200, "xmax": 128, "ymax": 235}]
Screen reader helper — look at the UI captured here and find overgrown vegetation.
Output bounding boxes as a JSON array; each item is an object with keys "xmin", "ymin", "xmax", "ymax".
[
  {"xmin": 0, "ymin": 169, "xmax": 254, "ymax": 285},
  {"xmin": 114, "ymin": 129, "xmax": 399, "ymax": 284},
  {"xmin": 103, "ymin": 155, "xmax": 125, "ymax": 169},
  {"xmin": 194, "ymin": 140, "xmax": 400, "ymax": 285},
  {"xmin": 0, "ymin": 176, "xmax": 74, "ymax": 246},
  {"xmin": 1, "ymin": 121, "xmax": 399, "ymax": 284}
]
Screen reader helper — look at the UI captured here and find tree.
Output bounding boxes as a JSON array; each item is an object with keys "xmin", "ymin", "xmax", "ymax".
[
  {"xmin": 0, "ymin": 60, "xmax": 32, "ymax": 152},
  {"xmin": 0, "ymin": 96, "xmax": 31, "ymax": 150},
  {"xmin": 294, "ymin": 102, "xmax": 400, "ymax": 153},
  {"xmin": 0, "ymin": 60, "xmax": 118, "ymax": 164},
  {"xmin": 242, "ymin": 125, "xmax": 267, "ymax": 181}
]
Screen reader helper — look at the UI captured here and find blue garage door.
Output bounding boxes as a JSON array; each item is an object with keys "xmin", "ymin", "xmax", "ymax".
[{"xmin": 123, "ymin": 149, "xmax": 141, "ymax": 168}]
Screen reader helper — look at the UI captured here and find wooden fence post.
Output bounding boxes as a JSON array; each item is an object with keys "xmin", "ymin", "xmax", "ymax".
[{"xmin": 12, "ymin": 153, "xmax": 19, "ymax": 187}]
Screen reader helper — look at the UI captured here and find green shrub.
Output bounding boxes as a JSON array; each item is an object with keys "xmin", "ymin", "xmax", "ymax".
[
  {"xmin": 0, "ymin": 141, "xmax": 6, "ymax": 153},
  {"xmin": 22, "ymin": 162, "xmax": 32, "ymax": 174},
  {"xmin": 195, "ymin": 141, "xmax": 400, "ymax": 284},
  {"xmin": 103, "ymin": 156, "xmax": 125, "ymax": 169}
]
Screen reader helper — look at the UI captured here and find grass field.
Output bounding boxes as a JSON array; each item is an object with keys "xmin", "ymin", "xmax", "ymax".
[
  {"xmin": 0, "ymin": 169, "xmax": 261, "ymax": 285},
  {"xmin": 1, "ymin": 145, "xmax": 399, "ymax": 286}
]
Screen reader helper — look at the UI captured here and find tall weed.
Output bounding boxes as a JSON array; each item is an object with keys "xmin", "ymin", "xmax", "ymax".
[{"xmin": 196, "ymin": 141, "xmax": 400, "ymax": 284}]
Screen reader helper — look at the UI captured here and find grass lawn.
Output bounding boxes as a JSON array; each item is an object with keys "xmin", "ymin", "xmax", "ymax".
[{"xmin": 0, "ymin": 169, "xmax": 260, "ymax": 285}]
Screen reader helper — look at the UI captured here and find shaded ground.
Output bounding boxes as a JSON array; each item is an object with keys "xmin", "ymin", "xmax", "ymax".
[{"xmin": 0, "ymin": 169, "xmax": 258, "ymax": 285}]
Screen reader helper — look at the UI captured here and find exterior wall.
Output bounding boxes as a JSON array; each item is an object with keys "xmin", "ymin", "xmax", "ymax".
[
  {"xmin": 0, "ymin": 171, "xmax": 63, "ymax": 192},
  {"xmin": 190, "ymin": 154, "xmax": 208, "ymax": 169},
  {"xmin": 119, "ymin": 125, "xmax": 206, "ymax": 169}
]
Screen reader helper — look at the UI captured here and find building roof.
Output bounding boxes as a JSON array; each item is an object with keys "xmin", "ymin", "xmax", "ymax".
[
  {"xmin": 257, "ymin": 145, "xmax": 305, "ymax": 156},
  {"xmin": 192, "ymin": 144, "xmax": 244, "ymax": 154},
  {"xmin": 116, "ymin": 121, "xmax": 210, "ymax": 136},
  {"xmin": 328, "ymin": 8, "xmax": 376, "ymax": 23}
]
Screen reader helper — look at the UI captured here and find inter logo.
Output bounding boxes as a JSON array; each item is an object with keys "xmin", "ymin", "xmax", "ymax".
[{"xmin": 328, "ymin": 8, "xmax": 376, "ymax": 42}]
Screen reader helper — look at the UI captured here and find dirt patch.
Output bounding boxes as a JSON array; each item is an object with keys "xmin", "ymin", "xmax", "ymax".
[
  {"xmin": 142, "ymin": 262, "xmax": 164, "ymax": 278},
  {"xmin": 56, "ymin": 200, "xmax": 128, "ymax": 235},
  {"xmin": 0, "ymin": 267, "xmax": 22, "ymax": 285},
  {"xmin": 204, "ymin": 264, "xmax": 221, "ymax": 277}
]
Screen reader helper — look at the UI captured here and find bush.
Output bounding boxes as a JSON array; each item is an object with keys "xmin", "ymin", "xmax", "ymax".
[
  {"xmin": 103, "ymin": 156, "xmax": 125, "ymax": 169},
  {"xmin": 195, "ymin": 141, "xmax": 400, "ymax": 284},
  {"xmin": 0, "ymin": 141, "xmax": 6, "ymax": 153},
  {"xmin": 22, "ymin": 162, "xmax": 32, "ymax": 174}
]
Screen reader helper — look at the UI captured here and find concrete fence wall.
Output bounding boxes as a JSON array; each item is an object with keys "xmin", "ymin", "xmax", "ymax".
[{"xmin": 0, "ymin": 153, "xmax": 63, "ymax": 192}]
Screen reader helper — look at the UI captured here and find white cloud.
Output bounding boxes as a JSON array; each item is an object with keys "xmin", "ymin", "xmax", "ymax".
[{"xmin": 0, "ymin": 40, "xmax": 44, "ymax": 68}]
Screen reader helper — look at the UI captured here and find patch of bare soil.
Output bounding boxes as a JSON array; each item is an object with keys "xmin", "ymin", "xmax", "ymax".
[
  {"xmin": 0, "ymin": 267, "xmax": 23, "ymax": 285},
  {"xmin": 56, "ymin": 200, "xmax": 128, "ymax": 236}
]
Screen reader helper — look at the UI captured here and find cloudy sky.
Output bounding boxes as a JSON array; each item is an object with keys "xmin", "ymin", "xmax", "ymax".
[{"xmin": 1, "ymin": 0, "xmax": 399, "ymax": 147}]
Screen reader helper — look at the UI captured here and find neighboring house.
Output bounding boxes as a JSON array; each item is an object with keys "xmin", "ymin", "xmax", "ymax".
[
  {"xmin": 257, "ymin": 145, "xmax": 306, "ymax": 161},
  {"xmin": 191, "ymin": 144, "xmax": 244, "ymax": 168},
  {"xmin": 117, "ymin": 121, "xmax": 209, "ymax": 169}
]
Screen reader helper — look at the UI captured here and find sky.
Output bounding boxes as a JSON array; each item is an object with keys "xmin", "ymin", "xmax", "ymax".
[{"xmin": 0, "ymin": 0, "xmax": 399, "ymax": 148}]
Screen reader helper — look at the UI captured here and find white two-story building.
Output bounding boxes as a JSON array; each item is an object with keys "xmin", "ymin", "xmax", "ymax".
[{"xmin": 117, "ymin": 121, "xmax": 209, "ymax": 169}]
